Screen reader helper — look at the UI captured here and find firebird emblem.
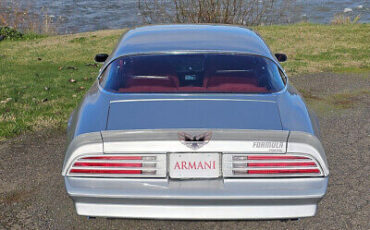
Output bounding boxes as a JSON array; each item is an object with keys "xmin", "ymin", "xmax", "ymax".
[{"xmin": 178, "ymin": 132, "xmax": 212, "ymax": 150}]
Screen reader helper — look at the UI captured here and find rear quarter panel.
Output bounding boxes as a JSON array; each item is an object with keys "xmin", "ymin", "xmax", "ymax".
[
  {"xmin": 276, "ymin": 84, "xmax": 318, "ymax": 136},
  {"xmin": 67, "ymin": 81, "xmax": 110, "ymax": 143}
]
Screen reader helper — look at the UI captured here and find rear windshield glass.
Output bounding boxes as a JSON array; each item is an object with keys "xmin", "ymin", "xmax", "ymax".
[{"xmin": 99, "ymin": 54, "xmax": 285, "ymax": 93}]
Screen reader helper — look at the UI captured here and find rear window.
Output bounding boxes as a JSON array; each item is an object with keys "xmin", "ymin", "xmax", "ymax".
[{"xmin": 99, "ymin": 54, "xmax": 285, "ymax": 93}]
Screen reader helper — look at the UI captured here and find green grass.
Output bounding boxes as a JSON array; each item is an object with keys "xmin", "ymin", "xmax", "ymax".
[
  {"xmin": 254, "ymin": 23, "xmax": 370, "ymax": 74},
  {"xmin": 0, "ymin": 29, "xmax": 126, "ymax": 139},
  {"xmin": 0, "ymin": 24, "xmax": 369, "ymax": 140}
]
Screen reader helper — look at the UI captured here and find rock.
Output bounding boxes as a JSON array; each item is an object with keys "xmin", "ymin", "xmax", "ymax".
[
  {"xmin": 44, "ymin": 87, "xmax": 49, "ymax": 91},
  {"xmin": 343, "ymin": 8, "xmax": 353, "ymax": 13},
  {"xmin": 69, "ymin": 78, "xmax": 77, "ymax": 83}
]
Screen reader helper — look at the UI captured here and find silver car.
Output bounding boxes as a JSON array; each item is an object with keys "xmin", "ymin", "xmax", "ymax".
[{"xmin": 62, "ymin": 24, "xmax": 329, "ymax": 220}]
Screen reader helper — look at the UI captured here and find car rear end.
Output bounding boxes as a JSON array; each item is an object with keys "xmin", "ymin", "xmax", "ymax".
[
  {"xmin": 63, "ymin": 47, "xmax": 329, "ymax": 219},
  {"xmin": 62, "ymin": 129, "xmax": 329, "ymax": 219}
]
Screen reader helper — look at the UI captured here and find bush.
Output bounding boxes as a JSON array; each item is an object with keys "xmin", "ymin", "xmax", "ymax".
[
  {"xmin": 138, "ymin": 0, "xmax": 297, "ymax": 25},
  {"xmin": 0, "ymin": 26, "xmax": 23, "ymax": 40}
]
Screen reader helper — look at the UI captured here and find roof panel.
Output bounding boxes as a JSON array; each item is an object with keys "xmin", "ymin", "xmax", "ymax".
[{"xmin": 111, "ymin": 25, "xmax": 274, "ymax": 59}]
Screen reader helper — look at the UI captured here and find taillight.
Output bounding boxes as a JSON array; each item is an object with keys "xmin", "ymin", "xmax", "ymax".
[
  {"xmin": 223, "ymin": 154, "xmax": 323, "ymax": 177},
  {"xmin": 67, "ymin": 154, "xmax": 166, "ymax": 177}
]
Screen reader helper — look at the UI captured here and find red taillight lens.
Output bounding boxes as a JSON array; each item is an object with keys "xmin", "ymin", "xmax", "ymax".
[
  {"xmin": 68, "ymin": 154, "xmax": 166, "ymax": 177},
  {"xmin": 73, "ymin": 162, "xmax": 142, "ymax": 167},
  {"xmin": 248, "ymin": 169, "xmax": 321, "ymax": 174},
  {"xmin": 247, "ymin": 156, "xmax": 309, "ymax": 160},
  {"xmin": 70, "ymin": 169, "xmax": 142, "ymax": 174},
  {"xmin": 247, "ymin": 162, "xmax": 316, "ymax": 167},
  {"xmin": 224, "ymin": 154, "xmax": 322, "ymax": 177},
  {"xmin": 81, "ymin": 156, "xmax": 143, "ymax": 160}
]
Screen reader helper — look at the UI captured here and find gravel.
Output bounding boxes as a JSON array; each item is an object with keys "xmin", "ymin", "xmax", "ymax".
[{"xmin": 0, "ymin": 73, "xmax": 369, "ymax": 230}]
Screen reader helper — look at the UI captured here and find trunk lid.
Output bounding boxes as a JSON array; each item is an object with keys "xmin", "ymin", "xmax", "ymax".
[{"xmin": 106, "ymin": 98, "xmax": 282, "ymax": 130}]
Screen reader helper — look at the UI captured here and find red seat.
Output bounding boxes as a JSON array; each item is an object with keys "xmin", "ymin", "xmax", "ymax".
[
  {"xmin": 119, "ymin": 85, "xmax": 178, "ymax": 93},
  {"xmin": 177, "ymin": 86, "xmax": 206, "ymax": 92},
  {"xmin": 205, "ymin": 74, "xmax": 267, "ymax": 93},
  {"xmin": 207, "ymin": 84, "xmax": 268, "ymax": 93},
  {"xmin": 119, "ymin": 75, "xmax": 179, "ymax": 92},
  {"xmin": 206, "ymin": 74, "xmax": 257, "ymax": 87},
  {"xmin": 125, "ymin": 75, "xmax": 179, "ymax": 88},
  {"xmin": 120, "ymin": 58, "xmax": 179, "ymax": 92}
]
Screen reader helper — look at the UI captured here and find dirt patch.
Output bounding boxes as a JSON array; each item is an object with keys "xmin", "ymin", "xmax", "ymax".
[
  {"xmin": 330, "ymin": 90, "xmax": 370, "ymax": 109},
  {"xmin": 299, "ymin": 89, "xmax": 324, "ymax": 101},
  {"xmin": 292, "ymin": 73, "xmax": 370, "ymax": 114},
  {"xmin": 331, "ymin": 93, "xmax": 357, "ymax": 109},
  {"xmin": 290, "ymin": 72, "xmax": 369, "ymax": 97},
  {"xmin": 2, "ymin": 190, "xmax": 32, "ymax": 205}
]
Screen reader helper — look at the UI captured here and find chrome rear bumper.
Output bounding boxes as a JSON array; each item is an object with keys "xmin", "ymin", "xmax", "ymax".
[{"xmin": 65, "ymin": 177, "xmax": 328, "ymax": 219}]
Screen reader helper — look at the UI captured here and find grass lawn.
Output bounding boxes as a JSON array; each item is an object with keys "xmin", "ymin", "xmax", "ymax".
[{"xmin": 0, "ymin": 23, "xmax": 369, "ymax": 140}]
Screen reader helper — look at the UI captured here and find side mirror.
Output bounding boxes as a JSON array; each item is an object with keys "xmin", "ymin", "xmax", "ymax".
[
  {"xmin": 94, "ymin": 53, "xmax": 109, "ymax": 63},
  {"xmin": 275, "ymin": 53, "xmax": 287, "ymax": 62}
]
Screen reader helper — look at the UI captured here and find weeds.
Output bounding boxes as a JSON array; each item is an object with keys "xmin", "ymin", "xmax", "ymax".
[
  {"xmin": 331, "ymin": 14, "xmax": 361, "ymax": 25},
  {"xmin": 138, "ymin": 0, "xmax": 298, "ymax": 25},
  {"xmin": 0, "ymin": 0, "xmax": 58, "ymax": 34}
]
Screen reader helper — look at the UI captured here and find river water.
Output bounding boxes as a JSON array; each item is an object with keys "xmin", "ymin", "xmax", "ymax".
[{"xmin": 13, "ymin": 0, "xmax": 370, "ymax": 34}]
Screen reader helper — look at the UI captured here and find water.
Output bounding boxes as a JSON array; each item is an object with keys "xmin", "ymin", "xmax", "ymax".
[{"xmin": 12, "ymin": 0, "xmax": 370, "ymax": 34}]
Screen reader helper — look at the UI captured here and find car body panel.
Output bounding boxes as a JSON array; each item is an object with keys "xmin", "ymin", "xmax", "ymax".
[
  {"xmin": 107, "ymin": 99, "xmax": 282, "ymax": 130},
  {"xmin": 62, "ymin": 129, "xmax": 328, "ymax": 219},
  {"xmin": 68, "ymin": 87, "xmax": 317, "ymax": 139},
  {"xmin": 276, "ymin": 84, "xmax": 316, "ymax": 135},
  {"xmin": 62, "ymin": 130, "xmax": 328, "ymax": 176},
  {"xmin": 66, "ymin": 176, "xmax": 328, "ymax": 219}
]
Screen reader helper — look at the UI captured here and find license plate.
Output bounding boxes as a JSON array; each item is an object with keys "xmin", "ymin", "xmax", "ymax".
[{"xmin": 169, "ymin": 153, "xmax": 220, "ymax": 178}]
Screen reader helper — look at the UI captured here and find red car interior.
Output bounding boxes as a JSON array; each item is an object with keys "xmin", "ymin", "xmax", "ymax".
[
  {"xmin": 204, "ymin": 73, "xmax": 267, "ymax": 93},
  {"xmin": 125, "ymin": 76, "xmax": 179, "ymax": 88},
  {"xmin": 119, "ymin": 72, "xmax": 267, "ymax": 93},
  {"xmin": 100, "ymin": 54, "xmax": 283, "ymax": 94}
]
